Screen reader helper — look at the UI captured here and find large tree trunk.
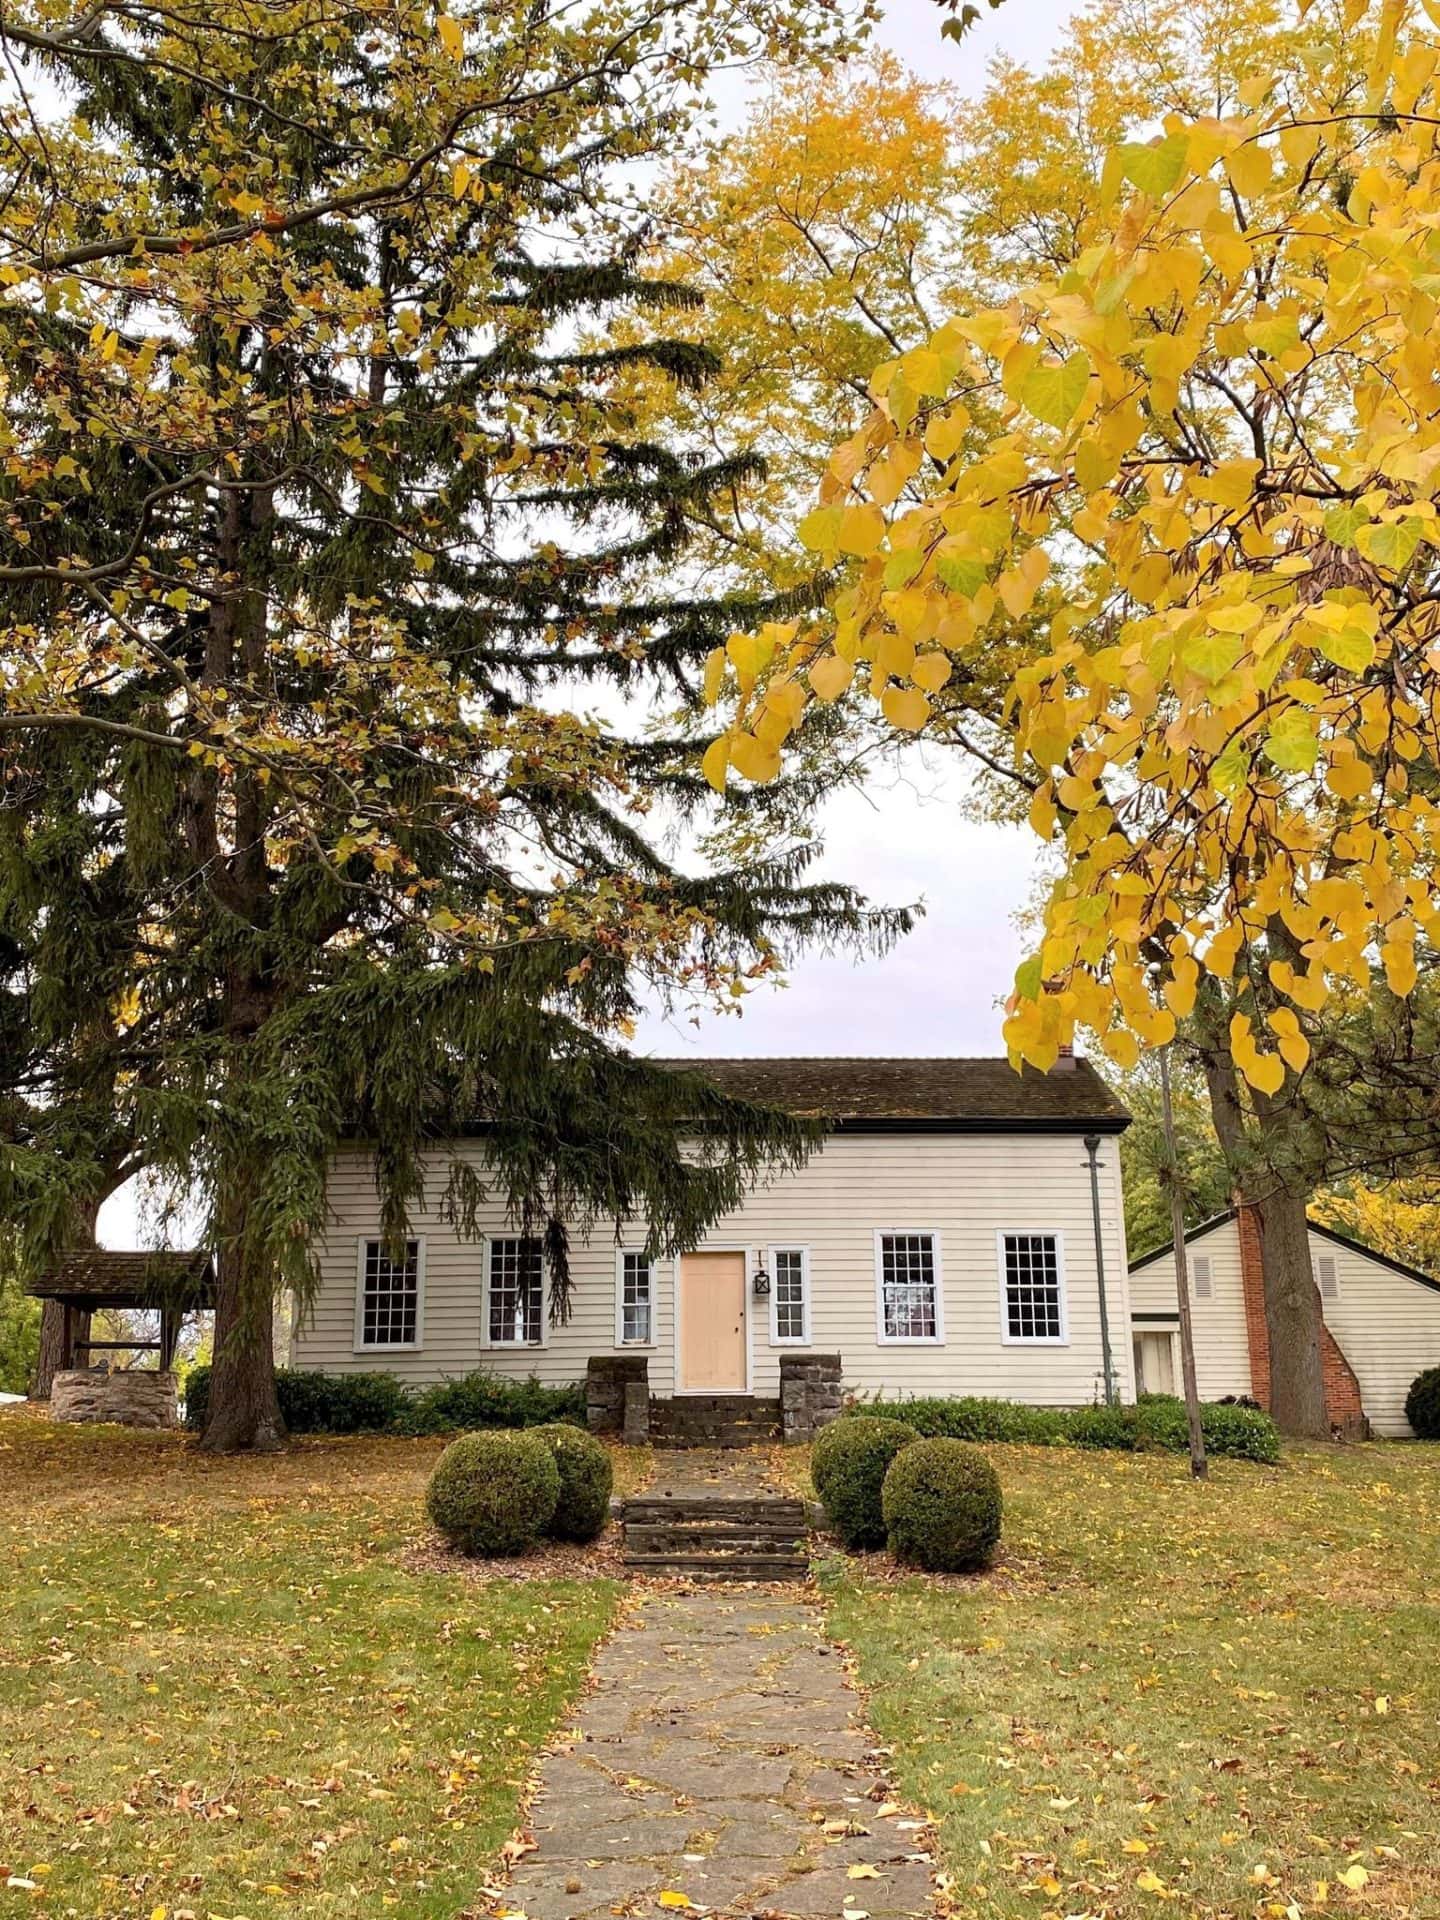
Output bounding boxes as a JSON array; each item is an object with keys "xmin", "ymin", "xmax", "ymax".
[
  {"xmin": 1194, "ymin": 984, "xmax": 1327, "ymax": 1436},
  {"xmin": 199, "ymin": 1169, "xmax": 284, "ymax": 1452}
]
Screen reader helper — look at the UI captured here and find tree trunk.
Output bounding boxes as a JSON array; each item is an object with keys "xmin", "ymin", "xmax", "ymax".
[
  {"xmin": 1252, "ymin": 1183, "xmax": 1328, "ymax": 1438},
  {"xmin": 198, "ymin": 1133, "xmax": 285, "ymax": 1453},
  {"xmin": 1194, "ymin": 982, "xmax": 1327, "ymax": 1436}
]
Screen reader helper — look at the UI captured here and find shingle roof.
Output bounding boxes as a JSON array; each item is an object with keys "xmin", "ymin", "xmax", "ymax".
[
  {"xmin": 649, "ymin": 1056, "xmax": 1130, "ymax": 1131},
  {"xmin": 28, "ymin": 1248, "xmax": 216, "ymax": 1308}
]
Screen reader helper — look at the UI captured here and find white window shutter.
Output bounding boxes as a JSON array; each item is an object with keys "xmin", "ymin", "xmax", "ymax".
[
  {"xmin": 1191, "ymin": 1253, "xmax": 1214, "ymax": 1300},
  {"xmin": 1315, "ymin": 1253, "xmax": 1340, "ymax": 1301}
]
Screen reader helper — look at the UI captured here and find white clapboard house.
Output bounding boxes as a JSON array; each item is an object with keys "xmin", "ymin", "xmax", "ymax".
[
  {"xmin": 292, "ymin": 1054, "xmax": 1139, "ymax": 1440},
  {"xmin": 1129, "ymin": 1208, "xmax": 1440, "ymax": 1438}
]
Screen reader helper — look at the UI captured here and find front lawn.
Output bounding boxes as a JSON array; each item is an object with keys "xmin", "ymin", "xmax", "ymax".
[
  {"xmin": 803, "ymin": 1441, "xmax": 1440, "ymax": 1919},
  {"xmin": 0, "ymin": 1414, "xmax": 629, "ymax": 1920}
]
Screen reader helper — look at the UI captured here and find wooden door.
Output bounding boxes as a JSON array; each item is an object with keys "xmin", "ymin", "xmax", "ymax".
[{"xmin": 679, "ymin": 1252, "xmax": 747, "ymax": 1390}]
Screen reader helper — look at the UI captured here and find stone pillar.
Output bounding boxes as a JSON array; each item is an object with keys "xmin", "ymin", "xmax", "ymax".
[
  {"xmin": 586, "ymin": 1355, "xmax": 649, "ymax": 1436},
  {"xmin": 780, "ymin": 1353, "xmax": 843, "ymax": 1443},
  {"xmin": 51, "ymin": 1368, "xmax": 179, "ymax": 1429},
  {"xmin": 622, "ymin": 1379, "xmax": 650, "ymax": 1447}
]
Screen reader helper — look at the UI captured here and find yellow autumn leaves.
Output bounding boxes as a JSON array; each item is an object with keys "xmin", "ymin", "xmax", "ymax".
[{"xmin": 703, "ymin": 0, "xmax": 1440, "ymax": 1094}]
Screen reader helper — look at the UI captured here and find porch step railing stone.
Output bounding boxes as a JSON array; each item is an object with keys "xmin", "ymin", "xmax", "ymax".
[{"xmin": 620, "ymin": 1493, "xmax": 808, "ymax": 1581}]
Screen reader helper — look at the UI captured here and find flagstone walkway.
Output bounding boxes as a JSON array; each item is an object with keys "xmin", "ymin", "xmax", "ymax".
[{"xmin": 486, "ymin": 1454, "xmax": 937, "ymax": 1920}]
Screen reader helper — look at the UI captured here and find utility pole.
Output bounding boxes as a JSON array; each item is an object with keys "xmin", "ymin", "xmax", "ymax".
[{"xmin": 1159, "ymin": 1047, "xmax": 1208, "ymax": 1480}]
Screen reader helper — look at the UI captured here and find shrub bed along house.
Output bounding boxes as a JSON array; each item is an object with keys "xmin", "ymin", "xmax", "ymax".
[
  {"xmin": 881, "ymin": 1437, "xmax": 1003, "ymax": 1573},
  {"xmin": 811, "ymin": 1415, "xmax": 919, "ymax": 1548},
  {"xmin": 531, "ymin": 1423, "xmax": 614, "ymax": 1541},
  {"xmin": 183, "ymin": 1365, "xmax": 585, "ymax": 1436},
  {"xmin": 1405, "ymin": 1366, "xmax": 1440, "ymax": 1439},
  {"xmin": 847, "ymin": 1393, "xmax": 1279, "ymax": 1463},
  {"xmin": 425, "ymin": 1429, "xmax": 561, "ymax": 1555}
]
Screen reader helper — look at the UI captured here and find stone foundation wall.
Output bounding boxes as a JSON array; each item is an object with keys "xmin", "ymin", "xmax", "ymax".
[
  {"xmin": 779, "ymin": 1353, "xmax": 843, "ymax": 1443},
  {"xmin": 51, "ymin": 1367, "xmax": 179, "ymax": 1429},
  {"xmin": 587, "ymin": 1355, "xmax": 650, "ymax": 1439}
]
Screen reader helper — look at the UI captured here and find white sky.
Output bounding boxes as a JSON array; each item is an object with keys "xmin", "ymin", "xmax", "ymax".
[{"xmin": 98, "ymin": 0, "xmax": 1080, "ymax": 1248}]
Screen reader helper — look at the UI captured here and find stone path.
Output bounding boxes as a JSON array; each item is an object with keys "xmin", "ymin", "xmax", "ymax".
[{"xmin": 487, "ymin": 1454, "xmax": 936, "ymax": 1920}]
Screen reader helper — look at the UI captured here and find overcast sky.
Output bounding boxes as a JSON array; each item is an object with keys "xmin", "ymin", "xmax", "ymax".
[{"xmin": 98, "ymin": 0, "xmax": 1081, "ymax": 1248}]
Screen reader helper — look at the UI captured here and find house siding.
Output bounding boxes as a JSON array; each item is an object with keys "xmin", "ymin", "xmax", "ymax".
[
  {"xmin": 1128, "ymin": 1217, "xmax": 1440, "ymax": 1437},
  {"xmin": 295, "ymin": 1131, "xmax": 1136, "ymax": 1407}
]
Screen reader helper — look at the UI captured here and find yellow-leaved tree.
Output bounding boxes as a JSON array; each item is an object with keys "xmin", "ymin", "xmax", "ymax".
[{"xmin": 707, "ymin": 0, "xmax": 1440, "ymax": 1431}]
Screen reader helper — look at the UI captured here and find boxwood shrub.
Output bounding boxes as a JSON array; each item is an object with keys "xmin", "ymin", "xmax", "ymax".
[
  {"xmin": 182, "ymin": 1365, "xmax": 585, "ymax": 1437},
  {"xmin": 531, "ymin": 1423, "xmax": 614, "ymax": 1541},
  {"xmin": 882, "ymin": 1437, "xmax": 1003, "ymax": 1573},
  {"xmin": 846, "ymin": 1393, "xmax": 1279, "ymax": 1462},
  {"xmin": 812, "ymin": 1416, "xmax": 917, "ymax": 1548},
  {"xmin": 425, "ymin": 1429, "xmax": 560, "ymax": 1556},
  {"xmin": 1405, "ymin": 1367, "xmax": 1440, "ymax": 1439}
]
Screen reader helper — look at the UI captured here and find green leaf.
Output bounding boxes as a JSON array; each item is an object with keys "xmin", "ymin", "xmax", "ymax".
[
  {"xmin": 1357, "ymin": 517, "xmax": 1425, "ymax": 571},
  {"xmin": 1265, "ymin": 711, "xmax": 1319, "ymax": 772},
  {"xmin": 1116, "ymin": 134, "xmax": 1190, "ymax": 199},
  {"xmin": 1310, "ymin": 621, "xmax": 1376, "ymax": 672},
  {"xmin": 1181, "ymin": 631, "xmax": 1244, "ymax": 684},
  {"xmin": 1014, "ymin": 954, "xmax": 1044, "ymax": 1001},
  {"xmin": 936, "ymin": 546, "xmax": 988, "ymax": 596},
  {"xmin": 1323, "ymin": 504, "xmax": 1367, "ymax": 547},
  {"xmin": 1212, "ymin": 740, "xmax": 1252, "ymax": 795},
  {"xmin": 1020, "ymin": 351, "xmax": 1092, "ymax": 431},
  {"xmin": 884, "ymin": 547, "xmax": 926, "ymax": 589}
]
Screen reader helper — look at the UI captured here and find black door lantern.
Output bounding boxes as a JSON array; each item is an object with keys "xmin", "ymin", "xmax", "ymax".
[{"xmin": 751, "ymin": 1262, "xmax": 771, "ymax": 1298}]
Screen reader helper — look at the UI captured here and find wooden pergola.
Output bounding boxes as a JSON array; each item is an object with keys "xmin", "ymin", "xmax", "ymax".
[{"xmin": 28, "ymin": 1250, "xmax": 216, "ymax": 1372}]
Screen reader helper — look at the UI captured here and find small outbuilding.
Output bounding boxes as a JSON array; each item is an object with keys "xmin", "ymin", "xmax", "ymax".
[{"xmin": 28, "ymin": 1249, "xmax": 215, "ymax": 1427}]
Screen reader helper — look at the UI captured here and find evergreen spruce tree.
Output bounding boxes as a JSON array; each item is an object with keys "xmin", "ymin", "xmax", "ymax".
[{"xmin": 0, "ymin": 0, "xmax": 896, "ymax": 1448}]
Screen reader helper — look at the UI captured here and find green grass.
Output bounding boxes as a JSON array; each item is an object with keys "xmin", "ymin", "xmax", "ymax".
[
  {"xmin": 796, "ymin": 1441, "xmax": 1440, "ymax": 1919},
  {"xmin": 0, "ymin": 1413, "xmax": 634, "ymax": 1920}
]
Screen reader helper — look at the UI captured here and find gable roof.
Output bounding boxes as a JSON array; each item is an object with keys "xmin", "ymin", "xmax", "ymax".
[
  {"xmin": 27, "ymin": 1249, "xmax": 216, "ymax": 1309},
  {"xmin": 1129, "ymin": 1207, "xmax": 1440, "ymax": 1296},
  {"xmin": 649, "ymin": 1056, "xmax": 1130, "ymax": 1133}
]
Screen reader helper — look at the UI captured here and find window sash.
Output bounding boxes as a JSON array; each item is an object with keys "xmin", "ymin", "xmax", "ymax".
[
  {"xmin": 879, "ymin": 1233, "xmax": 938, "ymax": 1341},
  {"xmin": 771, "ymin": 1247, "xmax": 808, "ymax": 1343},
  {"xmin": 488, "ymin": 1237, "xmax": 543, "ymax": 1344},
  {"xmin": 620, "ymin": 1251, "xmax": 653, "ymax": 1345},
  {"xmin": 360, "ymin": 1239, "xmax": 420, "ymax": 1348},
  {"xmin": 1001, "ymin": 1232, "xmax": 1064, "ymax": 1341}
]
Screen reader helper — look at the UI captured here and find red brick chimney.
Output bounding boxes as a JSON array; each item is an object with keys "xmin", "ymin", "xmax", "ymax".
[
  {"xmin": 1234, "ymin": 1200, "xmax": 1368, "ymax": 1438},
  {"xmin": 1050, "ymin": 1043, "xmax": 1077, "ymax": 1073}
]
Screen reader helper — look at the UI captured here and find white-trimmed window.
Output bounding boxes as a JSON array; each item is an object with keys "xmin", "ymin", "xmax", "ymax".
[
  {"xmin": 1314, "ymin": 1251, "xmax": 1340, "ymax": 1301},
  {"xmin": 1191, "ymin": 1252, "xmax": 1215, "ymax": 1301},
  {"xmin": 487, "ymin": 1236, "xmax": 544, "ymax": 1345},
  {"xmin": 770, "ymin": 1246, "xmax": 810, "ymax": 1345},
  {"xmin": 999, "ymin": 1231, "xmax": 1067, "ymax": 1343},
  {"xmin": 876, "ymin": 1231, "xmax": 942, "ymax": 1343},
  {"xmin": 617, "ymin": 1250, "xmax": 654, "ymax": 1346},
  {"xmin": 356, "ymin": 1238, "xmax": 423, "ymax": 1349}
]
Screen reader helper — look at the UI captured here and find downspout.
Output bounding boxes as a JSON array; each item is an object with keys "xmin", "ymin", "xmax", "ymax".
[{"xmin": 1083, "ymin": 1134, "xmax": 1118, "ymax": 1406}]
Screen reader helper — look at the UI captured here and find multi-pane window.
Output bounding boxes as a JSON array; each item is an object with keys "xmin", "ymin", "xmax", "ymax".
[
  {"xmin": 878, "ymin": 1232, "xmax": 939, "ymax": 1341},
  {"xmin": 1001, "ymin": 1232, "xmax": 1064, "ymax": 1341},
  {"xmin": 360, "ymin": 1239, "xmax": 420, "ymax": 1347},
  {"xmin": 488, "ymin": 1237, "xmax": 543, "ymax": 1345},
  {"xmin": 620, "ymin": 1252, "xmax": 653, "ymax": 1345},
  {"xmin": 772, "ymin": 1248, "xmax": 808, "ymax": 1343}
]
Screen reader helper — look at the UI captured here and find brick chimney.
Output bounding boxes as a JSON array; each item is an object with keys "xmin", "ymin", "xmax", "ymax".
[
  {"xmin": 1050, "ymin": 1043, "xmax": 1077, "ymax": 1072},
  {"xmin": 1234, "ymin": 1200, "xmax": 1368, "ymax": 1439}
]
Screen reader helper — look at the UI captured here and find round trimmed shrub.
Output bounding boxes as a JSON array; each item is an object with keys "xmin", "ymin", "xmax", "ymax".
[
  {"xmin": 425, "ymin": 1429, "xmax": 560, "ymax": 1556},
  {"xmin": 531, "ymin": 1423, "xmax": 614, "ymax": 1541},
  {"xmin": 811, "ymin": 1416, "xmax": 917, "ymax": 1549},
  {"xmin": 1405, "ymin": 1366, "xmax": 1440, "ymax": 1439},
  {"xmin": 882, "ymin": 1438, "xmax": 1003, "ymax": 1573}
]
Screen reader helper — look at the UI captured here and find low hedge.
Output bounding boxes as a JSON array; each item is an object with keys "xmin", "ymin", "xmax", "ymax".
[
  {"xmin": 182, "ymin": 1365, "xmax": 408, "ymax": 1435},
  {"xmin": 425, "ymin": 1429, "xmax": 561, "ymax": 1556},
  {"xmin": 812, "ymin": 1416, "xmax": 918, "ymax": 1548},
  {"xmin": 882, "ymin": 1437, "xmax": 1003, "ymax": 1573},
  {"xmin": 1405, "ymin": 1367, "xmax": 1440, "ymax": 1439},
  {"xmin": 182, "ymin": 1365, "xmax": 584, "ymax": 1437},
  {"xmin": 531, "ymin": 1423, "xmax": 613, "ymax": 1541},
  {"xmin": 847, "ymin": 1393, "xmax": 1279, "ymax": 1463}
]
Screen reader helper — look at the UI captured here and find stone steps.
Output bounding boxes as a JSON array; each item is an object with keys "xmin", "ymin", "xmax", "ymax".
[
  {"xmin": 648, "ymin": 1393, "xmax": 782, "ymax": 1449},
  {"xmin": 620, "ymin": 1492, "xmax": 809, "ymax": 1582}
]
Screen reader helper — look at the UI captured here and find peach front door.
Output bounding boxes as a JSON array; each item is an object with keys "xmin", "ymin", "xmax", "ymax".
[{"xmin": 678, "ymin": 1251, "xmax": 747, "ymax": 1391}]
